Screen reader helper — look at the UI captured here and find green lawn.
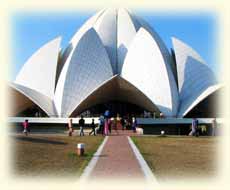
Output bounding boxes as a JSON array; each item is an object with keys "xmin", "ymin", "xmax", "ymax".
[
  {"xmin": 132, "ymin": 136, "xmax": 219, "ymax": 182},
  {"xmin": 10, "ymin": 134, "xmax": 104, "ymax": 177}
]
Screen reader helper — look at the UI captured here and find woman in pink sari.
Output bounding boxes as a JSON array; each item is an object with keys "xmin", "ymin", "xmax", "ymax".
[{"xmin": 104, "ymin": 119, "xmax": 109, "ymax": 136}]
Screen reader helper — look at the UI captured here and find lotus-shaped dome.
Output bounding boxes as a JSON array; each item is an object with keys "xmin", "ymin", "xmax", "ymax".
[{"xmin": 10, "ymin": 8, "xmax": 221, "ymax": 118}]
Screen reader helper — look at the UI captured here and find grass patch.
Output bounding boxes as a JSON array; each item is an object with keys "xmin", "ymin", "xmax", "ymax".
[
  {"xmin": 10, "ymin": 134, "xmax": 104, "ymax": 178},
  {"xmin": 131, "ymin": 136, "xmax": 219, "ymax": 182}
]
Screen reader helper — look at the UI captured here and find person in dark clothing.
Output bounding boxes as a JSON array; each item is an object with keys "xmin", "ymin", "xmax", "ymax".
[
  {"xmin": 79, "ymin": 115, "xmax": 85, "ymax": 136},
  {"xmin": 195, "ymin": 118, "xmax": 199, "ymax": 137},
  {"xmin": 89, "ymin": 119, "xmax": 96, "ymax": 136}
]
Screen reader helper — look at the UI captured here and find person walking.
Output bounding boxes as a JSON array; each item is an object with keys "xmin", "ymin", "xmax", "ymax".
[
  {"xmin": 191, "ymin": 118, "xmax": 199, "ymax": 137},
  {"xmin": 132, "ymin": 117, "xmax": 137, "ymax": 133},
  {"xmin": 190, "ymin": 118, "xmax": 196, "ymax": 136},
  {"xmin": 89, "ymin": 119, "xmax": 96, "ymax": 136},
  {"xmin": 68, "ymin": 118, "xmax": 74, "ymax": 136},
  {"xmin": 79, "ymin": 115, "xmax": 85, "ymax": 136},
  {"xmin": 195, "ymin": 118, "xmax": 199, "ymax": 137},
  {"xmin": 99, "ymin": 114, "xmax": 104, "ymax": 135},
  {"xmin": 22, "ymin": 119, "xmax": 29, "ymax": 136},
  {"xmin": 212, "ymin": 118, "xmax": 217, "ymax": 136}
]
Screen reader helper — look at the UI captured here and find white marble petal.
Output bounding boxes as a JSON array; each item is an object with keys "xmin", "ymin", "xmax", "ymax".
[
  {"xmin": 122, "ymin": 28, "xmax": 179, "ymax": 117},
  {"xmin": 131, "ymin": 14, "xmax": 177, "ymax": 81},
  {"xmin": 15, "ymin": 37, "xmax": 61, "ymax": 99},
  {"xmin": 54, "ymin": 28, "xmax": 113, "ymax": 117},
  {"xmin": 172, "ymin": 37, "xmax": 206, "ymax": 92},
  {"xmin": 172, "ymin": 37, "xmax": 219, "ymax": 117}
]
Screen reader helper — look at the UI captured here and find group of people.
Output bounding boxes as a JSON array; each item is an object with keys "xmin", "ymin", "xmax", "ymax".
[
  {"xmin": 67, "ymin": 115, "xmax": 92, "ymax": 136},
  {"xmin": 97, "ymin": 111, "xmax": 137, "ymax": 135},
  {"xmin": 65, "ymin": 110, "xmax": 138, "ymax": 136},
  {"xmin": 21, "ymin": 115, "xmax": 218, "ymax": 137},
  {"xmin": 67, "ymin": 114, "xmax": 101, "ymax": 136}
]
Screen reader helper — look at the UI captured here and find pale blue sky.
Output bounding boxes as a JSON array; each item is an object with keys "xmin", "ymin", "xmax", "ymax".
[{"xmin": 10, "ymin": 10, "xmax": 218, "ymax": 81}]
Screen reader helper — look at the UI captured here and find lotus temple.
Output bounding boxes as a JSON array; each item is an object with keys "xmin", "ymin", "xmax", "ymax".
[{"xmin": 9, "ymin": 8, "xmax": 222, "ymax": 118}]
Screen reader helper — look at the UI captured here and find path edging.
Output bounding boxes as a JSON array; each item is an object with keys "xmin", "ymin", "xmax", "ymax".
[
  {"xmin": 79, "ymin": 136, "xmax": 109, "ymax": 181},
  {"xmin": 127, "ymin": 136, "xmax": 158, "ymax": 184}
]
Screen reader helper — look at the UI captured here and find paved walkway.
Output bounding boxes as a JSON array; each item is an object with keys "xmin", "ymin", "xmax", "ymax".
[{"xmin": 88, "ymin": 130, "xmax": 145, "ymax": 180}]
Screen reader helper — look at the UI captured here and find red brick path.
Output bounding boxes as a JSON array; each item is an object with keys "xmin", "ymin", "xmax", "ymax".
[{"xmin": 89, "ymin": 131, "xmax": 145, "ymax": 180}]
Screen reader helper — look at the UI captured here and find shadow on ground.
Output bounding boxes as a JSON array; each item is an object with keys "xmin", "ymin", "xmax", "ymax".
[{"xmin": 14, "ymin": 136, "xmax": 67, "ymax": 145}]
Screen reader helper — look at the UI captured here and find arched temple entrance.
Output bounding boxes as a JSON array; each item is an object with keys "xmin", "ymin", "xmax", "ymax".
[
  {"xmin": 77, "ymin": 101, "xmax": 149, "ymax": 117},
  {"xmin": 69, "ymin": 76, "xmax": 161, "ymax": 117}
]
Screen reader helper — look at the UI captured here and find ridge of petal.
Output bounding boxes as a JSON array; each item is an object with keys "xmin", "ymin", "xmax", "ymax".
[
  {"xmin": 172, "ymin": 37, "xmax": 207, "ymax": 92},
  {"xmin": 10, "ymin": 82, "xmax": 57, "ymax": 116},
  {"xmin": 59, "ymin": 9, "xmax": 106, "ymax": 70},
  {"xmin": 93, "ymin": 9, "xmax": 118, "ymax": 74},
  {"xmin": 117, "ymin": 8, "xmax": 140, "ymax": 73}
]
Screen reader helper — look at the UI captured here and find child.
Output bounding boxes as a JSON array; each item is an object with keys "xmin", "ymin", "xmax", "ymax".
[{"xmin": 22, "ymin": 119, "xmax": 29, "ymax": 136}]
